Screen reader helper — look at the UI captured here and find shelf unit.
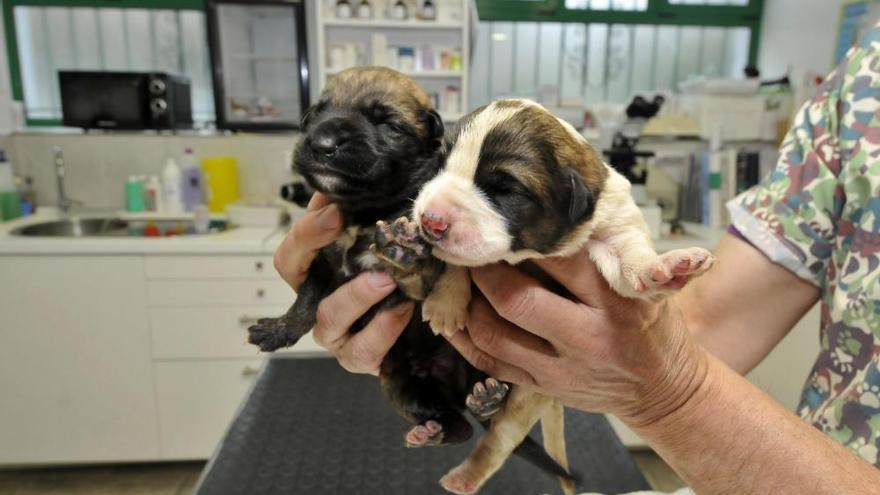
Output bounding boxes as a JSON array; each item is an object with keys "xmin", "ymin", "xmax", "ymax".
[{"xmin": 315, "ymin": 0, "xmax": 469, "ymax": 122}]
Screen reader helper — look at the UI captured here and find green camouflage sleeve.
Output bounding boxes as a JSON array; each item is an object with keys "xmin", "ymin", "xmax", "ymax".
[{"xmin": 727, "ymin": 47, "xmax": 857, "ymax": 288}]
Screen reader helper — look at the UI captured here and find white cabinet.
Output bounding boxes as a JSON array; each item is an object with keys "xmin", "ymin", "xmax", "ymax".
[
  {"xmin": 0, "ymin": 256, "xmax": 160, "ymax": 463},
  {"xmin": 0, "ymin": 250, "xmax": 323, "ymax": 465},
  {"xmin": 154, "ymin": 359, "xmax": 263, "ymax": 460},
  {"xmin": 145, "ymin": 254, "xmax": 323, "ymax": 459}
]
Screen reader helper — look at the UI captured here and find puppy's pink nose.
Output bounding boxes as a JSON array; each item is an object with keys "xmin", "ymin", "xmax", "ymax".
[{"xmin": 420, "ymin": 212, "xmax": 449, "ymax": 240}]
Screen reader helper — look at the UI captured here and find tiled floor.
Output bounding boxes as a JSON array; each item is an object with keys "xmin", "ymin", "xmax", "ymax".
[{"xmin": 0, "ymin": 451, "xmax": 684, "ymax": 494}]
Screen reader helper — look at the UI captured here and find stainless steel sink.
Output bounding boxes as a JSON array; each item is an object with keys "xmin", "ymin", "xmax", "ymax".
[
  {"xmin": 10, "ymin": 217, "xmax": 236, "ymax": 237},
  {"xmin": 11, "ymin": 217, "xmax": 130, "ymax": 237}
]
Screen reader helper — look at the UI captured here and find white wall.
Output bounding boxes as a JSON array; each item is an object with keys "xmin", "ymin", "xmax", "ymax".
[{"xmin": 758, "ymin": 0, "xmax": 848, "ymax": 79}]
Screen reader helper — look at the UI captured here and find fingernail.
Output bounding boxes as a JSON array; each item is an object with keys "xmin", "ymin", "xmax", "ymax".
[
  {"xmin": 317, "ymin": 205, "xmax": 341, "ymax": 230},
  {"xmin": 367, "ymin": 271, "xmax": 394, "ymax": 289}
]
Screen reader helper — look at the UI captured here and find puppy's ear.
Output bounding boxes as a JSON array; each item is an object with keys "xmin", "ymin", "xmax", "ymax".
[
  {"xmin": 564, "ymin": 168, "xmax": 595, "ymax": 225},
  {"xmin": 423, "ymin": 109, "xmax": 444, "ymax": 145}
]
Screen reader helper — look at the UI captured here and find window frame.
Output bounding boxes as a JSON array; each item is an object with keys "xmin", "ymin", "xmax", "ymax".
[
  {"xmin": 2, "ymin": 0, "xmax": 206, "ymax": 127},
  {"xmin": 474, "ymin": 0, "xmax": 763, "ymax": 66}
]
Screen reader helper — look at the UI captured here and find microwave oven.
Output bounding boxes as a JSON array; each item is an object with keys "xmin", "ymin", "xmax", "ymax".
[{"xmin": 59, "ymin": 71, "xmax": 193, "ymax": 130}]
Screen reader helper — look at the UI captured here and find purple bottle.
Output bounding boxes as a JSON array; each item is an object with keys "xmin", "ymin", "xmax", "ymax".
[{"xmin": 180, "ymin": 148, "xmax": 205, "ymax": 212}]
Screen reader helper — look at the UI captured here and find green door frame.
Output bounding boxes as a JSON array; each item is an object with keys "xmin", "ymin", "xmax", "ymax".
[
  {"xmin": 474, "ymin": 0, "xmax": 764, "ymax": 66},
  {"xmin": 2, "ymin": 0, "xmax": 205, "ymax": 126}
]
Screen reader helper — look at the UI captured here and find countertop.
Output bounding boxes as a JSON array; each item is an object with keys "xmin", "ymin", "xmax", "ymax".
[
  {"xmin": 0, "ymin": 209, "xmax": 723, "ymax": 256},
  {"xmin": 0, "ymin": 209, "xmax": 289, "ymax": 255}
]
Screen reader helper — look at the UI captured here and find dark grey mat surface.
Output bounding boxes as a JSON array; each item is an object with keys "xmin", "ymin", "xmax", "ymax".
[{"xmin": 196, "ymin": 357, "xmax": 650, "ymax": 495}]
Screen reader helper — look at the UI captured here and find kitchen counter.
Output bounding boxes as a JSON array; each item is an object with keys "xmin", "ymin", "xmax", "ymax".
[{"xmin": 0, "ymin": 209, "xmax": 289, "ymax": 255}]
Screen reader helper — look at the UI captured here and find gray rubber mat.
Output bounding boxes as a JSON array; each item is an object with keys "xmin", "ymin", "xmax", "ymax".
[{"xmin": 196, "ymin": 357, "xmax": 650, "ymax": 495}]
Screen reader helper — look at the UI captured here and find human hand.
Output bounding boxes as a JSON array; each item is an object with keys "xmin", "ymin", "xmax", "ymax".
[
  {"xmin": 274, "ymin": 192, "xmax": 413, "ymax": 375},
  {"xmin": 447, "ymin": 247, "xmax": 708, "ymax": 426}
]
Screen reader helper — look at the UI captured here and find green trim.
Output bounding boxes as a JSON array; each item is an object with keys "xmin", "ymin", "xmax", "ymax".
[
  {"xmin": 3, "ymin": 0, "xmax": 205, "ymax": 126},
  {"xmin": 26, "ymin": 118, "xmax": 63, "ymax": 127},
  {"xmin": 6, "ymin": 0, "xmax": 203, "ymax": 9}
]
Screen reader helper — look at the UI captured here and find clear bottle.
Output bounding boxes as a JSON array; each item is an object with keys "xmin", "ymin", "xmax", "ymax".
[
  {"xmin": 144, "ymin": 175, "xmax": 164, "ymax": 213},
  {"xmin": 162, "ymin": 157, "xmax": 184, "ymax": 214}
]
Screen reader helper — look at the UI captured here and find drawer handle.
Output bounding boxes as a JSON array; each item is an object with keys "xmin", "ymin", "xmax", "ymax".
[
  {"xmin": 255, "ymin": 261, "xmax": 264, "ymax": 271},
  {"xmin": 241, "ymin": 366, "xmax": 260, "ymax": 377},
  {"xmin": 238, "ymin": 315, "xmax": 261, "ymax": 325},
  {"xmin": 256, "ymin": 288, "xmax": 266, "ymax": 299}
]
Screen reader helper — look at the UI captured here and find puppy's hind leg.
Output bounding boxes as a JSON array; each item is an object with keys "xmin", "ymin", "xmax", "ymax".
[
  {"xmin": 541, "ymin": 400, "xmax": 575, "ymax": 495},
  {"xmin": 440, "ymin": 388, "xmax": 553, "ymax": 495}
]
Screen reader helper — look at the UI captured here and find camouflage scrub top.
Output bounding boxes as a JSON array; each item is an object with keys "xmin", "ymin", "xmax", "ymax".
[{"xmin": 727, "ymin": 25, "xmax": 880, "ymax": 466}]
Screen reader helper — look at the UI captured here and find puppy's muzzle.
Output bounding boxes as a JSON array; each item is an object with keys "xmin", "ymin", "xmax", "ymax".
[
  {"xmin": 420, "ymin": 213, "xmax": 449, "ymax": 241},
  {"xmin": 309, "ymin": 134, "xmax": 343, "ymax": 158}
]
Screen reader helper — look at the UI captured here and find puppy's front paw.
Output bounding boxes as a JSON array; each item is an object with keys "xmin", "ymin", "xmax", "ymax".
[
  {"xmin": 636, "ymin": 247, "xmax": 714, "ymax": 296},
  {"xmin": 423, "ymin": 294, "xmax": 468, "ymax": 337},
  {"xmin": 371, "ymin": 217, "xmax": 431, "ymax": 270}
]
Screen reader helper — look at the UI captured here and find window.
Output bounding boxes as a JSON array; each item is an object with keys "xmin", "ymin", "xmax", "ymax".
[
  {"xmin": 3, "ymin": 0, "xmax": 212, "ymax": 126},
  {"xmin": 471, "ymin": 0, "xmax": 762, "ymax": 107}
]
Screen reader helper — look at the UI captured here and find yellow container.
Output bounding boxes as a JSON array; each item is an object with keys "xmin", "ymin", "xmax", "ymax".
[{"xmin": 200, "ymin": 157, "xmax": 240, "ymax": 213}]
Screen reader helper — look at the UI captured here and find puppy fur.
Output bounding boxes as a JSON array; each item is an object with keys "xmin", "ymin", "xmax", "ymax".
[
  {"xmin": 248, "ymin": 71, "xmax": 569, "ymax": 491},
  {"xmin": 411, "ymin": 98, "xmax": 714, "ymax": 495}
]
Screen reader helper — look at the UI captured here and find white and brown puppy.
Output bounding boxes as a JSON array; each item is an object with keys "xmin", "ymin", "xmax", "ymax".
[{"xmin": 411, "ymin": 98, "xmax": 714, "ymax": 494}]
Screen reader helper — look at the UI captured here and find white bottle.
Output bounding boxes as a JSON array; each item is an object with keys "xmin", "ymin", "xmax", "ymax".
[
  {"xmin": 161, "ymin": 157, "xmax": 184, "ymax": 214},
  {"xmin": 145, "ymin": 175, "xmax": 164, "ymax": 213}
]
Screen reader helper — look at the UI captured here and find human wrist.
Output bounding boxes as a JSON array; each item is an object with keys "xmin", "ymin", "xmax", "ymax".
[{"xmin": 616, "ymin": 302, "xmax": 713, "ymax": 430}]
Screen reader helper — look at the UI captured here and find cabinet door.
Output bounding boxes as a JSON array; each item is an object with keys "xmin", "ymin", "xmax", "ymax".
[
  {"xmin": 0, "ymin": 256, "xmax": 160, "ymax": 463},
  {"xmin": 155, "ymin": 359, "xmax": 263, "ymax": 459}
]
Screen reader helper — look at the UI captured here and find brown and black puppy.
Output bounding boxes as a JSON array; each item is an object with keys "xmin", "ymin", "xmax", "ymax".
[
  {"xmin": 404, "ymin": 98, "xmax": 715, "ymax": 494},
  {"xmin": 248, "ymin": 71, "xmax": 571, "ymax": 488}
]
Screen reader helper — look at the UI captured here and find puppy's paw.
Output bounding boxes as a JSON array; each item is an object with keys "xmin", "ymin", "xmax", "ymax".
[
  {"xmin": 466, "ymin": 378, "xmax": 510, "ymax": 420},
  {"xmin": 247, "ymin": 317, "xmax": 296, "ymax": 352},
  {"xmin": 404, "ymin": 420, "xmax": 444, "ymax": 448},
  {"xmin": 423, "ymin": 294, "xmax": 468, "ymax": 337},
  {"xmin": 440, "ymin": 464, "xmax": 481, "ymax": 495},
  {"xmin": 372, "ymin": 217, "xmax": 431, "ymax": 270},
  {"xmin": 636, "ymin": 247, "xmax": 715, "ymax": 297}
]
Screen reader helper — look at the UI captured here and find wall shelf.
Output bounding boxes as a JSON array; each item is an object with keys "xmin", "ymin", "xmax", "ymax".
[{"xmin": 323, "ymin": 18, "xmax": 463, "ymax": 29}]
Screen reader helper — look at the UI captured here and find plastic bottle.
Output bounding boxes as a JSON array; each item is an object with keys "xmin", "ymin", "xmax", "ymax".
[
  {"xmin": 180, "ymin": 148, "xmax": 205, "ymax": 212},
  {"xmin": 0, "ymin": 150, "xmax": 22, "ymax": 221},
  {"xmin": 161, "ymin": 157, "xmax": 184, "ymax": 214},
  {"xmin": 144, "ymin": 175, "xmax": 164, "ymax": 213},
  {"xmin": 125, "ymin": 176, "xmax": 146, "ymax": 212}
]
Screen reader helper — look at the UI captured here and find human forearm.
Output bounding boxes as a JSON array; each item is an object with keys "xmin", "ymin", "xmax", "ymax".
[
  {"xmin": 624, "ymin": 350, "xmax": 880, "ymax": 494},
  {"xmin": 675, "ymin": 235, "xmax": 818, "ymax": 374}
]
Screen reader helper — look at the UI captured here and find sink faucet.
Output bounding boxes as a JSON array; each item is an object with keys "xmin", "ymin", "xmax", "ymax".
[{"xmin": 53, "ymin": 147, "xmax": 82, "ymax": 213}]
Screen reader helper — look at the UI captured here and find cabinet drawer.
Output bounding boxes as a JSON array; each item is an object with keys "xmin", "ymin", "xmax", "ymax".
[
  {"xmin": 155, "ymin": 359, "xmax": 263, "ymax": 459},
  {"xmin": 148, "ymin": 279, "xmax": 293, "ymax": 306},
  {"xmin": 150, "ymin": 305, "xmax": 327, "ymax": 359},
  {"xmin": 145, "ymin": 255, "xmax": 277, "ymax": 280}
]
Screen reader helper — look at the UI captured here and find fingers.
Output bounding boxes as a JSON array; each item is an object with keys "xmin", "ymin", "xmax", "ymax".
[
  {"xmin": 313, "ymin": 271, "xmax": 398, "ymax": 351},
  {"xmin": 274, "ymin": 193, "xmax": 343, "ymax": 290},
  {"xmin": 466, "ymin": 295, "xmax": 556, "ymax": 364},
  {"xmin": 534, "ymin": 247, "xmax": 617, "ymax": 309},
  {"xmin": 335, "ymin": 303, "xmax": 414, "ymax": 375},
  {"xmin": 470, "ymin": 263, "xmax": 584, "ymax": 343},
  {"xmin": 447, "ymin": 330, "xmax": 537, "ymax": 387}
]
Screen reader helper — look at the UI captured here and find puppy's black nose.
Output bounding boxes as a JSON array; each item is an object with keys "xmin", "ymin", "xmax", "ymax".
[{"xmin": 310, "ymin": 135, "xmax": 340, "ymax": 157}]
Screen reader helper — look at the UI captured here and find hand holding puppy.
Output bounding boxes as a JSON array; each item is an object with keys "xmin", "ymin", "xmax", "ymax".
[
  {"xmin": 274, "ymin": 192, "xmax": 413, "ymax": 375},
  {"xmin": 448, "ymin": 247, "xmax": 708, "ymax": 426}
]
